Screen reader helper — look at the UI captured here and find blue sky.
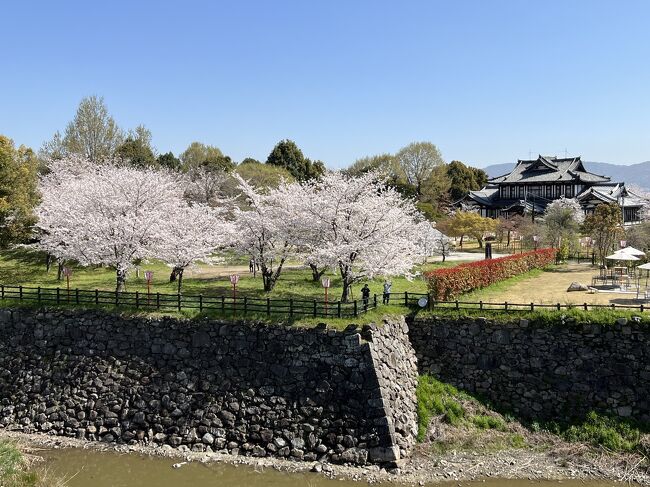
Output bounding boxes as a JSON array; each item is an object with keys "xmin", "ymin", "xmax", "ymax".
[{"xmin": 1, "ymin": 0, "xmax": 649, "ymax": 168}]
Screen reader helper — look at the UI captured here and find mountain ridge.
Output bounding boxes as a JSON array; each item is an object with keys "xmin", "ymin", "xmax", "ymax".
[{"xmin": 479, "ymin": 161, "xmax": 650, "ymax": 192}]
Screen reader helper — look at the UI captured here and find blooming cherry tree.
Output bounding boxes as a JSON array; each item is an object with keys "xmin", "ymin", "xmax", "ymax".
[
  {"xmin": 229, "ymin": 174, "xmax": 297, "ymax": 292},
  {"xmin": 36, "ymin": 158, "xmax": 184, "ymax": 291},
  {"xmin": 292, "ymin": 171, "xmax": 424, "ymax": 302},
  {"xmin": 157, "ymin": 203, "xmax": 235, "ymax": 293}
]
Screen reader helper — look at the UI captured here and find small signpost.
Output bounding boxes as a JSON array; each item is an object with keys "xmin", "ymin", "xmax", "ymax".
[
  {"xmin": 321, "ymin": 277, "xmax": 331, "ymax": 316},
  {"xmin": 144, "ymin": 271, "xmax": 154, "ymax": 306},
  {"xmin": 230, "ymin": 274, "xmax": 240, "ymax": 317},
  {"xmin": 62, "ymin": 267, "xmax": 72, "ymax": 302},
  {"xmin": 533, "ymin": 235, "xmax": 539, "ymax": 251}
]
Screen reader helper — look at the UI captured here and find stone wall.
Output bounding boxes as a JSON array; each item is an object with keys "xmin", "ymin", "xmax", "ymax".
[
  {"xmin": 410, "ymin": 316, "xmax": 650, "ymax": 422},
  {"xmin": 0, "ymin": 308, "xmax": 418, "ymax": 464}
]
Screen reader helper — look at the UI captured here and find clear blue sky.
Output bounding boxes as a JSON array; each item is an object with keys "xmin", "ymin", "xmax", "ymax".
[{"xmin": 2, "ymin": 0, "xmax": 649, "ymax": 168}]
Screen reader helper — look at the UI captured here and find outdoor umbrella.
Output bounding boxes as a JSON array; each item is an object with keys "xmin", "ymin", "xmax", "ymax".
[
  {"xmin": 605, "ymin": 252, "xmax": 640, "ymax": 261},
  {"xmin": 620, "ymin": 246, "xmax": 646, "ymax": 257}
]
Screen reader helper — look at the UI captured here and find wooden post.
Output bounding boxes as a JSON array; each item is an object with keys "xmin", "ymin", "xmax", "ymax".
[
  {"xmin": 426, "ymin": 293, "xmax": 431, "ymax": 310},
  {"xmin": 267, "ymin": 297, "xmax": 271, "ymax": 316},
  {"xmin": 75, "ymin": 288, "xmax": 79, "ymax": 305},
  {"xmin": 557, "ymin": 303, "xmax": 561, "ymax": 311},
  {"xmin": 37, "ymin": 286, "xmax": 41, "ymax": 304},
  {"xmin": 115, "ymin": 290, "xmax": 118, "ymax": 307},
  {"xmin": 530, "ymin": 302, "xmax": 534, "ymax": 312},
  {"xmin": 135, "ymin": 291, "xmax": 139, "ymax": 308},
  {"xmin": 455, "ymin": 300, "xmax": 459, "ymax": 310},
  {"xmin": 95, "ymin": 289, "xmax": 99, "ymax": 306},
  {"xmin": 156, "ymin": 292, "xmax": 160, "ymax": 310},
  {"xmin": 404, "ymin": 291, "xmax": 409, "ymax": 306},
  {"xmin": 199, "ymin": 294, "xmax": 203, "ymax": 312},
  {"xmin": 243, "ymin": 296, "xmax": 248, "ymax": 315},
  {"xmin": 177, "ymin": 293, "xmax": 181, "ymax": 312},
  {"xmin": 374, "ymin": 294, "xmax": 377, "ymax": 309},
  {"xmin": 19, "ymin": 285, "xmax": 23, "ymax": 301},
  {"xmin": 221, "ymin": 295, "xmax": 225, "ymax": 314},
  {"xmin": 337, "ymin": 301, "xmax": 341, "ymax": 318},
  {"xmin": 479, "ymin": 300, "xmax": 483, "ymax": 310},
  {"xmin": 313, "ymin": 299, "xmax": 317, "ymax": 317},
  {"xmin": 289, "ymin": 298, "xmax": 294, "ymax": 318},
  {"xmin": 56, "ymin": 287, "xmax": 60, "ymax": 304},
  {"xmin": 0, "ymin": 285, "xmax": 3, "ymax": 300},
  {"xmin": 583, "ymin": 302, "xmax": 588, "ymax": 311},
  {"xmin": 504, "ymin": 301, "xmax": 508, "ymax": 311},
  {"xmin": 354, "ymin": 300, "xmax": 358, "ymax": 317}
]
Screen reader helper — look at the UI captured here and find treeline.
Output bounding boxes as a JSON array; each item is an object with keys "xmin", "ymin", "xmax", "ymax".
[{"xmin": 1, "ymin": 95, "xmax": 489, "ymax": 249}]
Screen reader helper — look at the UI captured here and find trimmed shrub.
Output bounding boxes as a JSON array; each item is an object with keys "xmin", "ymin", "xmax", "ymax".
[{"xmin": 424, "ymin": 248, "xmax": 557, "ymax": 301}]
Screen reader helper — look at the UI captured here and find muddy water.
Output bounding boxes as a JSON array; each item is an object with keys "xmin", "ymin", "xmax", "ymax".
[{"xmin": 41, "ymin": 449, "xmax": 621, "ymax": 487}]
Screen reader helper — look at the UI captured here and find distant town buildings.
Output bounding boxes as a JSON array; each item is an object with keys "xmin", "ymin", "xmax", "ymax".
[{"xmin": 458, "ymin": 155, "xmax": 646, "ymax": 224}]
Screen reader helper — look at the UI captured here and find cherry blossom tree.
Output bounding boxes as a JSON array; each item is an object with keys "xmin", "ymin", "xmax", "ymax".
[
  {"xmin": 157, "ymin": 203, "xmax": 235, "ymax": 293},
  {"xmin": 292, "ymin": 171, "xmax": 424, "ymax": 302},
  {"xmin": 415, "ymin": 221, "xmax": 452, "ymax": 262},
  {"xmin": 543, "ymin": 197, "xmax": 584, "ymax": 249},
  {"xmin": 35, "ymin": 158, "xmax": 184, "ymax": 291},
  {"xmin": 229, "ymin": 174, "xmax": 297, "ymax": 292}
]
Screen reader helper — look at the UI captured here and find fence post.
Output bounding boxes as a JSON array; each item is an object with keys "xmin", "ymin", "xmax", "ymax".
[
  {"xmin": 426, "ymin": 293, "xmax": 431, "ymax": 310},
  {"xmin": 156, "ymin": 292, "xmax": 160, "ymax": 310},
  {"xmin": 313, "ymin": 299, "xmax": 317, "ymax": 317},
  {"xmin": 135, "ymin": 291, "xmax": 139, "ymax": 308},
  {"xmin": 177, "ymin": 293, "xmax": 181, "ymax": 312},
  {"xmin": 115, "ymin": 290, "xmax": 118, "ymax": 307},
  {"xmin": 374, "ymin": 294, "xmax": 378, "ymax": 309},
  {"xmin": 583, "ymin": 302, "xmax": 588, "ymax": 311},
  {"xmin": 95, "ymin": 289, "xmax": 99, "ymax": 306},
  {"xmin": 243, "ymin": 296, "xmax": 247, "ymax": 315},
  {"xmin": 592, "ymin": 252, "xmax": 595, "ymax": 266},
  {"xmin": 641, "ymin": 304, "xmax": 645, "ymax": 312},
  {"xmin": 404, "ymin": 291, "xmax": 408, "ymax": 306},
  {"xmin": 37, "ymin": 286, "xmax": 41, "ymax": 304},
  {"xmin": 56, "ymin": 287, "xmax": 60, "ymax": 304},
  {"xmin": 530, "ymin": 302, "xmax": 534, "ymax": 312},
  {"xmin": 337, "ymin": 302, "xmax": 341, "ymax": 318},
  {"xmin": 504, "ymin": 301, "xmax": 508, "ymax": 311},
  {"xmin": 221, "ymin": 295, "xmax": 225, "ymax": 314},
  {"xmin": 455, "ymin": 300, "xmax": 459, "ymax": 310},
  {"xmin": 19, "ymin": 286, "xmax": 23, "ymax": 301},
  {"xmin": 267, "ymin": 297, "xmax": 271, "ymax": 316},
  {"xmin": 354, "ymin": 300, "xmax": 358, "ymax": 317},
  {"xmin": 1, "ymin": 284, "xmax": 3, "ymax": 300},
  {"xmin": 557, "ymin": 303, "xmax": 561, "ymax": 311},
  {"xmin": 75, "ymin": 288, "xmax": 79, "ymax": 305},
  {"xmin": 289, "ymin": 298, "xmax": 293, "ymax": 318},
  {"xmin": 199, "ymin": 294, "xmax": 203, "ymax": 312}
]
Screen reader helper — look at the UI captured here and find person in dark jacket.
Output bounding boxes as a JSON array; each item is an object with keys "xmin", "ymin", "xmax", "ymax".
[{"xmin": 361, "ymin": 284, "xmax": 371, "ymax": 309}]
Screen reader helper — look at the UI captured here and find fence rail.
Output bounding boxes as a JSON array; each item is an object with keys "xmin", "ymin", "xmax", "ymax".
[
  {"xmin": 0, "ymin": 285, "xmax": 647, "ymax": 318},
  {"xmin": 0, "ymin": 285, "xmax": 379, "ymax": 319}
]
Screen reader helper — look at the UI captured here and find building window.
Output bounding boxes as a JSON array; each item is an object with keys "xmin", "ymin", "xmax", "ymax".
[
  {"xmin": 546, "ymin": 185, "xmax": 552, "ymax": 198},
  {"xmin": 519, "ymin": 186, "xmax": 524, "ymax": 198}
]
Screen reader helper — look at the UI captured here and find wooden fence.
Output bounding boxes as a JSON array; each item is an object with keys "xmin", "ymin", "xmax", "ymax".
[
  {"xmin": 1, "ymin": 285, "xmax": 647, "ymax": 319},
  {"xmin": 0, "ymin": 285, "xmax": 379, "ymax": 319}
]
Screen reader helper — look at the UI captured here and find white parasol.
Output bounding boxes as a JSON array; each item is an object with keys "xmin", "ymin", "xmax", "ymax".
[
  {"xmin": 620, "ymin": 246, "xmax": 646, "ymax": 257},
  {"xmin": 606, "ymin": 252, "xmax": 640, "ymax": 261}
]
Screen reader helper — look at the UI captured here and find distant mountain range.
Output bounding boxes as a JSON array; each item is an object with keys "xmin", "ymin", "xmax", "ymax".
[{"xmin": 481, "ymin": 161, "xmax": 650, "ymax": 192}]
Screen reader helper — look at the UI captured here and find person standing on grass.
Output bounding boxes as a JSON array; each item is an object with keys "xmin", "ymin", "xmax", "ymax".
[
  {"xmin": 249, "ymin": 259, "xmax": 254, "ymax": 273},
  {"xmin": 382, "ymin": 280, "xmax": 392, "ymax": 304},
  {"xmin": 361, "ymin": 284, "xmax": 371, "ymax": 309}
]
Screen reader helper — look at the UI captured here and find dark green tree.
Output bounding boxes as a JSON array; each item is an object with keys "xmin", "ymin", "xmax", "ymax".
[
  {"xmin": 266, "ymin": 139, "xmax": 324, "ymax": 181},
  {"xmin": 156, "ymin": 152, "xmax": 181, "ymax": 171},
  {"xmin": 446, "ymin": 160, "xmax": 488, "ymax": 202},
  {"xmin": 180, "ymin": 142, "xmax": 234, "ymax": 172},
  {"xmin": 115, "ymin": 137, "xmax": 156, "ymax": 167}
]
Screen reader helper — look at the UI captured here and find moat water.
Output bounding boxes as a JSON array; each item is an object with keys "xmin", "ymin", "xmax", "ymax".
[{"xmin": 41, "ymin": 448, "xmax": 624, "ymax": 487}]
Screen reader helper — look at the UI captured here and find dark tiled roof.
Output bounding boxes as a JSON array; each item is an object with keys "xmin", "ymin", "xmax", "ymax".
[{"xmin": 488, "ymin": 155, "xmax": 610, "ymax": 184}]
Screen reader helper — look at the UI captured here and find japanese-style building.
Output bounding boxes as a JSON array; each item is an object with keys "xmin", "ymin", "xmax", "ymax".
[{"xmin": 460, "ymin": 155, "xmax": 646, "ymax": 224}]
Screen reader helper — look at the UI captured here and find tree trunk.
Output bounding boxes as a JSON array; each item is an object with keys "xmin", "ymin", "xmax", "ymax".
[
  {"xmin": 169, "ymin": 267, "xmax": 181, "ymax": 283},
  {"xmin": 116, "ymin": 268, "xmax": 128, "ymax": 293},
  {"xmin": 339, "ymin": 263, "xmax": 354, "ymax": 302},
  {"xmin": 45, "ymin": 254, "xmax": 54, "ymax": 273},
  {"xmin": 309, "ymin": 263, "xmax": 326, "ymax": 282},
  {"xmin": 177, "ymin": 268, "xmax": 184, "ymax": 294},
  {"xmin": 460, "ymin": 235, "xmax": 464, "ymax": 249},
  {"xmin": 57, "ymin": 261, "xmax": 64, "ymax": 281},
  {"xmin": 442, "ymin": 252, "xmax": 446, "ymax": 263},
  {"xmin": 261, "ymin": 258, "xmax": 286, "ymax": 292},
  {"xmin": 506, "ymin": 230, "xmax": 511, "ymax": 247}
]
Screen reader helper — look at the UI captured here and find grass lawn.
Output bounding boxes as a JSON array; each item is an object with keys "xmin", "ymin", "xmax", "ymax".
[
  {"xmin": 0, "ymin": 248, "xmax": 463, "ymax": 303},
  {"xmin": 460, "ymin": 262, "xmax": 648, "ymax": 308}
]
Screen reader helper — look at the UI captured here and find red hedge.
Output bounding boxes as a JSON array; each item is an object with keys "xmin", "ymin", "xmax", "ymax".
[{"xmin": 424, "ymin": 249, "xmax": 558, "ymax": 301}]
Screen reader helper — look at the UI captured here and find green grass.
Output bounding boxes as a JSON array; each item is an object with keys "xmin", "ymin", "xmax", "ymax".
[
  {"xmin": 416, "ymin": 375, "xmax": 467, "ymax": 440},
  {"xmin": 549, "ymin": 411, "xmax": 647, "ymax": 454},
  {"xmin": 459, "ymin": 268, "xmax": 546, "ymax": 302},
  {"xmin": 0, "ymin": 249, "xmax": 439, "ymax": 300},
  {"xmin": 471, "ymin": 414, "xmax": 507, "ymax": 431},
  {"xmin": 0, "ymin": 440, "xmax": 39, "ymax": 487}
]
